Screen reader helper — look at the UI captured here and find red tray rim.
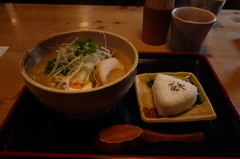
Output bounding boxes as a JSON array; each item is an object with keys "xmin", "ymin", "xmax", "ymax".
[{"xmin": 0, "ymin": 51, "xmax": 239, "ymax": 159}]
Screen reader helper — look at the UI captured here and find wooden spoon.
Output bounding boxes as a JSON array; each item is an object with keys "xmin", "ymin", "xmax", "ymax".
[{"xmin": 94, "ymin": 125, "xmax": 204, "ymax": 153}]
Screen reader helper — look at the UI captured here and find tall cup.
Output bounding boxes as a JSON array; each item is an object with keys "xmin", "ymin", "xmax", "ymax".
[
  {"xmin": 170, "ymin": 7, "xmax": 216, "ymax": 52},
  {"xmin": 142, "ymin": 4, "xmax": 173, "ymax": 46}
]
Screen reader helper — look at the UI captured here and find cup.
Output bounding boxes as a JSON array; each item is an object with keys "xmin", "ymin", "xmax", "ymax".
[
  {"xmin": 191, "ymin": 0, "xmax": 226, "ymax": 17},
  {"xmin": 170, "ymin": 7, "xmax": 216, "ymax": 53},
  {"xmin": 142, "ymin": 4, "xmax": 173, "ymax": 46}
]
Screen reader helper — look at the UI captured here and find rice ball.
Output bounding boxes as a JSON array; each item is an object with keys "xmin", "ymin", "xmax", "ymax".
[{"xmin": 152, "ymin": 74, "xmax": 198, "ymax": 117}]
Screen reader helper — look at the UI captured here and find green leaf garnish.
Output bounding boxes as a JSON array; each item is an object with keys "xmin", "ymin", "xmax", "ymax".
[
  {"xmin": 147, "ymin": 75, "xmax": 156, "ymax": 88},
  {"xmin": 73, "ymin": 38, "xmax": 102, "ymax": 57}
]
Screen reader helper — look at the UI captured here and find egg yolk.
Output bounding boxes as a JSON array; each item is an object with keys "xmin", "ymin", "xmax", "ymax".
[{"xmin": 69, "ymin": 82, "xmax": 85, "ymax": 89}]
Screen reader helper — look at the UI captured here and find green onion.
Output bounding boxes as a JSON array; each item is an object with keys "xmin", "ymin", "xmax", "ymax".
[{"xmin": 45, "ymin": 37, "xmax": 111, "ymax": 90}]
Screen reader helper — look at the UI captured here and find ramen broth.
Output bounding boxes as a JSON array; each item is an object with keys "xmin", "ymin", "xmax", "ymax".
[{"xmin": 31, "ymin": 48, "xmax": 131, "ymax": 90}]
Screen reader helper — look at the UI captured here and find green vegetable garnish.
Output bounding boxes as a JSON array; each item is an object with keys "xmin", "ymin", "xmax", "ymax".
[
  {"xmin": 147, "ymin": 75, "xmax": 156, "ymax": 88},
  {"xmin": 44, "ymin": 37, "xmax": 111, "ymax": 89},
  {"xmin": 45, "ymin": 59, "xmax": 56, "ymax": 74},
  {"xmin": 195, "ymin": 93, "xmax": 205, "ymax": 104},
  {"xmin": 73, "ymin": 38, "xmax": 102, "ymax": 57},
  {"xmin": 45, "ymin": 38, "xmax": 103, "ymax": 76}
]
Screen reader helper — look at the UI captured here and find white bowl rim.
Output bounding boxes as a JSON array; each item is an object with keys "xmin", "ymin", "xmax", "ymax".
[{"xmin": 20, "ymin": 30, "xmax": 139, "ymax": 94}]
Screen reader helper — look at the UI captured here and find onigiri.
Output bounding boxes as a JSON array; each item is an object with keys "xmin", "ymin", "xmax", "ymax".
[{"xmin": 152, "ymin": 74, "xmax": 198, "ymax": 117}]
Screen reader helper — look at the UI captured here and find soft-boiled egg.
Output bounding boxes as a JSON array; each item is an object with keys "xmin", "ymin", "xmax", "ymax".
[{"xmin": 69, "ymin": 82, "xmax": 92, "ymax": 90}]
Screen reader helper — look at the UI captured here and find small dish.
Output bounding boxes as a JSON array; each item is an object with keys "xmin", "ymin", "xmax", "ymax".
[{"xmin": 134, "ymin": 72, "xmax": 217, "ymax": 123}]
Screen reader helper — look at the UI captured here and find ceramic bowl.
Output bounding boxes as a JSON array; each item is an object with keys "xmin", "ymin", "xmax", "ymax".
[{"xmin": 20, "ymin": 30, "xmax": 138, "ymax": 119}]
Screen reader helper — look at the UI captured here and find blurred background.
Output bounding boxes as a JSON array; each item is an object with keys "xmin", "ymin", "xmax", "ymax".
[{"xmin": 1, "ymin": 0, "xmax": 240, "ymax": 9}]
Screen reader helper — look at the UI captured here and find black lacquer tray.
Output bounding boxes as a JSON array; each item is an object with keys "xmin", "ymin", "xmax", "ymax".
[{"xmin": 0, "ymin": 52, "xmax": 239, "ymax": 158}]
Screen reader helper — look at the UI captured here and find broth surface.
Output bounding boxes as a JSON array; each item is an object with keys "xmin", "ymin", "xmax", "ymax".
[{"xmin": 31, "ymin": 48, "xmax": 131, "ymax": 90}]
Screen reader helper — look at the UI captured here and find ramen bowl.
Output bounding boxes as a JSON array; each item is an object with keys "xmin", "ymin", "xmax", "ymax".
[{"xmin": 20, "ymin": 30, "xmax": 138, "ymax": 119}]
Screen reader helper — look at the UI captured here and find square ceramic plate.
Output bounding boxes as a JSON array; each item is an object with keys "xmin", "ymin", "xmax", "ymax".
[{"xmin": 134, "ymin": 72, "xmax": 217, "ymax": 123}]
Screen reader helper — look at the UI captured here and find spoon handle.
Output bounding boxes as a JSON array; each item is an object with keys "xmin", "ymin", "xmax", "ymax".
[{"xmin": 141, "ymin": 128, "xmax": 204, "ymax": 142}]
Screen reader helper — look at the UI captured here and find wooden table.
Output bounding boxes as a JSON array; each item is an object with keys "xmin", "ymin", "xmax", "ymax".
[{"xmin": 0, "ymin": 3, "xmax": 239, "ymax": 126}]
